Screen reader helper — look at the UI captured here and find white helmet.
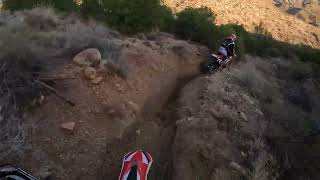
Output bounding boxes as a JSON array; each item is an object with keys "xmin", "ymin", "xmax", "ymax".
[{"xmin": 230, "ymin": 34, "xmax": 237, "ymax": 41}]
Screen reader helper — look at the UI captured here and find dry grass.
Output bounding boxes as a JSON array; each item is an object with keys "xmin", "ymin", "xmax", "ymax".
[
  {"xmin": 0, "ymin": 45, "xmax": 43, "ymax": 162},
  {"xmin": 0, "ymin": 8, "xmax": 126, "ymax": 75},
  {"xmin": 0, "ymin": 7, "xmax": 129, "ymax": 161},
  {"xmin": 227, "ymin": 56, "xmax": 320, "ymax": 179}
]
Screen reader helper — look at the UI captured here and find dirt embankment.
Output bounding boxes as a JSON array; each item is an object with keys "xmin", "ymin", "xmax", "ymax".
[
  {"xmin": 17, "ymin": 32, "xmax": 208, "ymax": 179},
  {"xmin": 172, "ymin": 56, "xmax": 320, "ymax": 179},
  {"xmin": 164, "ymin": 0, "xmax": 320, "ymax": 48}
]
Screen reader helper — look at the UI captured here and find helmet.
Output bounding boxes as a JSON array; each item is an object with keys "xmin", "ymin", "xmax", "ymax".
[
  {"xmin": 230, "ymin": 34, "xmax": 237, "ymax": 41},
  {"xmin": 119, "ymin": 150, "xmax": 153, "ymax": 180}
]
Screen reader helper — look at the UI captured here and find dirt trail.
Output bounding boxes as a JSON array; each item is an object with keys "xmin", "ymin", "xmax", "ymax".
[
  {"xmin": 17, "ymin": 34, "xmax": 209, "ymax": 179},
  {"xmin": 98, "ymin": 75, "xmax": 198, "ymax": 180}
]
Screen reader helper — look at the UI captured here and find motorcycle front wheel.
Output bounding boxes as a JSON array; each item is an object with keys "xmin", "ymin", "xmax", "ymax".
[{"xmin": 200, "ymin": 60, "xmax": 219, "ymax": 74}]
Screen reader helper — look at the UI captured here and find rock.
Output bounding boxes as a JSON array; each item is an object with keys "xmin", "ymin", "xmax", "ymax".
[
  {"xmin": 83, "ymin": 67, "xmax": 97, "ymax": 80},
  {"xmin": 241, "ymin": 94, "xmax": 254, "ymax": 105},
  {"xmin": 208, "ymin": 108, "xmax": 223, "ymax": 118},
  {"xmin": 127, "ymin": 101, "xmax": 140, "ymax": 114},
  {"xmin": 73, "ymin": 48, "xmax": 102, "ymax": 67},
  {"xmin": 39, "ymin": 166, "xmax": 54, "ymax": 180},
  {"xmin": 273, "ymin": 0, "xmax": 283, "ymax": 6},
  {"xmin": 115, "ymin": 83, "xmax": 123, "ymax": 92},
  {"xmin": 38, "ymin": 94, "xmax": 45, "ymax": 105},
  {"xmin": 135, "ymin": 33, "xmax": 147, "ymax": 40},
  {"xmin": 136, "ymin": 129, "xmax": 141, "ymax": 135},
  {"xmin": 171, "ymin": 41, "xmax": 194, "ymax": 59},
  {"xmin": 146, "ymin": 32, "xmax": 175, "ymax": 41},
  {"xmin": 41, "ymin": 171, "xmax": 53, "ymax": 180},
  {"xmin": 255, "ymin": 108, "xmax": 264, "ymax": 116},
  {"xmin": 143, "ymin": 41, "xmax": 153, "ymax": 48},
  {"xmin": 61, "ymin": 122, "xmax": 75, "ymax": 132},
  {"xmin": 91, "ymin": 76, "xmax": 103, "ymax": 85},
  {"xmin": 107, "ymin": 109, "xmax": 116, "ymax": 115},
  {"xmin": 240, "ymin": 112, "xmax": 248, "ymax": 122},
  {"xmin": 241, "ymin": 151, "xmax": 247, "ymax": 157},
  {"xmin": 230, "ymin": 162, "xmax": 246, "ymax": 176},
  {"xmin": 98, "ymin": 60, "xmax": 108, "ymax": 71}
]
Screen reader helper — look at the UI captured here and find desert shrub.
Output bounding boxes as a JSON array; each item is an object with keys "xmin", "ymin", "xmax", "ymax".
[
  {"xmin": 2, "ymin": 0, "xmax": 37, "ymax": 10},
  {"xmin": 172, "ymin": 8, "xmax": 247, "ymax": 58},
  {"xmin": 254, "ymin": 22, "xmax": 272, "ymax": 37},
  {"xmin": 156, "ymin": 5, "xmax": 175, "ymax": 32},
  {"xmin": 45, "ymin": 0, "xmax": 79, "ymax": 12},
  {"xmin": 0, "ymin": 36, "xmax": 44, "ymax": 161},
  {"xmin": 80, "ymin": 0, "xmax": 174, "ymax": 33},
  {"xmin": 293, "ymin": 44, "xmax": 320, "ymax": 63},
  {"xmin": 173, "ymin": 7, "xmax": 217, "ymax": 48},
  {"xmin": 230, "ymin": 58, "xmax": 320, "ymax": 179},
  {"xmin": 80, "ymin": 0, "xmax": 105, "ymax": 20},
  {"xmin": 171, "ymin": 7, "xmax": 320, "ymax": 63}
]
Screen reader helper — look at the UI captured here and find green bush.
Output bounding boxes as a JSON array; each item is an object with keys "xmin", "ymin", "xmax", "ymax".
[
  {"xmin": 171, "ymin": 7, "xmax": 320, "ymax": 63},
  {"xmin": 172, "ymin": 8, "xmax": 247, "ymax": 58},
  {"xmin": 2, "ymin": 0, "xmax": 37, "ymax": 10},
  {"xmin": 173, "ymin": 7, "xmax": 216, "ymax": 48},
  {"xmin": 46, "ymin": 0, "xmax": 79, "ymax": 12},
  {"xmin": 80, "ymin": 0, "xmax": 174, "ymax": 33},
  {"xmin": 80, "ymin": 0, "xmax": 105, "ymax": 20}
]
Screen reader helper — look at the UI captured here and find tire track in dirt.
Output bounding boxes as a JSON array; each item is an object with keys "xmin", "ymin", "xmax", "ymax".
[{"xmin": 97, "ymin": 74, "xmax": 199, "ymax": 180}]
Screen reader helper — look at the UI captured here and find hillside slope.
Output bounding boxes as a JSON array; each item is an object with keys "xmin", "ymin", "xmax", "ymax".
[
  {"xmin": 164, "ymin": 0, "xmax": 320, "ymax": 48},
  {"xmin": 274, "ymin": 0, "xmax": 320, "ymax": 27},
  {"xmin": 1, "ymin": 7, "xmax": 320, "ymax": 180},
  {"xmin": 174, "ymin": 57, "xmax": 320, "ymax": 179}
]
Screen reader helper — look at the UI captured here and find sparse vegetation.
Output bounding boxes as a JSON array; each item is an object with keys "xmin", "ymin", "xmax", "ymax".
[
  {"xmin": 0, "ymin": 8, "xmax": 127, "ymax": 160},
  {"xmin": 0, "ymin": 38, "xmax": 43, "ymax": 161},
  {"xmin": 229, "ymin": 57, "xmax": 320, "ymax": 179},
  {"xmin": 2, "ymin": 0, "xmax": 320, "ymax": 63}
]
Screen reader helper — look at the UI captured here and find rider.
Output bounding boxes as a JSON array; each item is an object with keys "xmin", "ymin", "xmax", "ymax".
[{"xmin": 217, "ymin": 34, "xmax": 237, "ymax": 67}]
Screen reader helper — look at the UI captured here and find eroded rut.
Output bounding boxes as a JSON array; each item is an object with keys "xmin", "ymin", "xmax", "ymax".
[{"xmin": 98, "ymin": 76, "xmax": 198, "ymax": 180}]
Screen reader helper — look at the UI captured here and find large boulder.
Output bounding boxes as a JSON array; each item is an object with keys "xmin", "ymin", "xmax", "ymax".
[{"xmin": 73, "ymin": 48, "xmax": 102, "ymax": 67}]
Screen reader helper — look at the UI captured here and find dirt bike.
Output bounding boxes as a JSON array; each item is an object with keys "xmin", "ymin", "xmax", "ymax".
[
  {"xmin": 201, "ymin": 54, "xmax": 233, "ymax": 74},
  {"xmin": 0, "ymin": 150, "xmax": 153, "ymax": 180},
  {"xmin": 119, "ymin": 150, "xmax": 153, "ymax": 180},
  {"xmin": 0, "ymin": 164, "xmax": 37, "ymax": 180}
]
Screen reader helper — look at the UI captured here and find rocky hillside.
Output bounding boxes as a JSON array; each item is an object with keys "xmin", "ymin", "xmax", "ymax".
[
  {"xmin": 274, "ymin": 0, "xmax": 320, "ymax": 26},
  {"xmin": 164, "ymin": 0, "xmax": 320, "ymax": 48},
  {"xmin": 174, "ymin": 57, "xmax": 320, "ymax": 179}
]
